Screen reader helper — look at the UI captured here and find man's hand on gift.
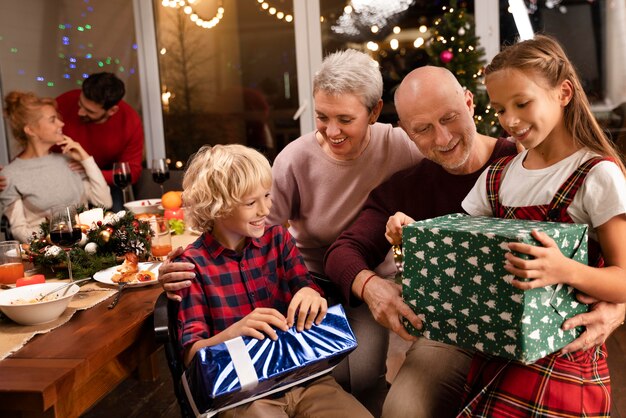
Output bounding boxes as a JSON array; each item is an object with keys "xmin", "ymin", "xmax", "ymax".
[
  {"xmin": 385, "ymin": 211, "xmax": 416, "ymax": 246},
  {"xmin": 560, "ymin": 294, "xmax": 625, "ymax": 354},
  {"xmin": 358, "ymin": 272, "xmax": 420, "ymax": 342},
  {"xmin": 504, "ymin": 229, "xmax": 574, "ymax": 289},
  {"xmin": 158, "ymin": 246, "xmax": 195, "ymax": 302},
  {"xmin": 287, "ymin": 287, "xmax": 328, "ymax": 332}
]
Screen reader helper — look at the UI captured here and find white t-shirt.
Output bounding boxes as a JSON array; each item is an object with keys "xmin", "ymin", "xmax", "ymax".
[{"xmin": 462, "ymin": 148, "xmax": 626, "ymax": 239}]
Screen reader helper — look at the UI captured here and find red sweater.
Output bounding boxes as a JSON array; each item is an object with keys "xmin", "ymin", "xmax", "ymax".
[
  {"xmin": 324, "ymin": 138, "xmax": 517, "ymax": 305},
  {"xmin": 56, "ymin": 89, "xmax": 144, "ymax": 185}
]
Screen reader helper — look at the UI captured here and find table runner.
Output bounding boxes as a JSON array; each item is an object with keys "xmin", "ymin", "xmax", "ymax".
[{"xmin": 0, "ymin": 281, "xmax": 116, "ymax": 360}]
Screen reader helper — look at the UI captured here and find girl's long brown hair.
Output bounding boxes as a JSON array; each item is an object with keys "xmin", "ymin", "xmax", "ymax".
[{"xmin": 485, "ymin": 34, "xmax": 625, "ymax": 174}]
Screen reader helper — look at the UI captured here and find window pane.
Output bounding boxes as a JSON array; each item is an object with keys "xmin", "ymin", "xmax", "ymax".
[
  {"xmin": 0, "ymin": 0, "xmax": 141, "ymax": 159},
  {"xmin": 319, "ymin": 1, "xmax": 478, "ymax": 125},
  {"xmin": 499, "ymin": 0, "xmax": 605, "ymax": 102},
  {"xmin": 154, "ymin": 0, "xmax": 298, "ymax": 167}
]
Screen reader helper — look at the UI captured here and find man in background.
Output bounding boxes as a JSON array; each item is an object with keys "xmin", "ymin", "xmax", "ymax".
[{"xmin": 56, "ymin": 72, "xmax": 144, "ymax": 210}]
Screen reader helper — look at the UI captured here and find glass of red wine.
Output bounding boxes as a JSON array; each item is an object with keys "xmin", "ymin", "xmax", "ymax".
[
  {"xmin": 113, "ymin": 162, "xmax": 132, "ymax": 203},
  {"xmin": 151, "ymin": 158, "xmax": 170, "ymax": 196},
  {"xmin": 49, "ymin": 205, "xmax": 81, "ymax": 281}
]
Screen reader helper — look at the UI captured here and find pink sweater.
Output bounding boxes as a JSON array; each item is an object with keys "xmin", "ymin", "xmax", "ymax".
[{"xmin": 269, "ymin": 123, "xmax": 423, "ymax": 274}]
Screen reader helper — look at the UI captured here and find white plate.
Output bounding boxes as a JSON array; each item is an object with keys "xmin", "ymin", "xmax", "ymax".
[{"xmin": 93, "ymin": 262, "xmax": 162, "ymax": 288}]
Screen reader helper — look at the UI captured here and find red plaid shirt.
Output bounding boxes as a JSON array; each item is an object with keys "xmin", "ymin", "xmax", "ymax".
[{"xmin": 175, "ymin": 225, "xmax": 322, "ymax": 350}]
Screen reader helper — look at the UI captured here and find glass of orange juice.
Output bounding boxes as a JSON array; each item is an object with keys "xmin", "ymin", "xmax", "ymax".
[
  {"xmin": 0, "ymin": 240, "xmax": 24, "ymax": 284},
  {"xmin": 150, "ymin": 217, "xmax": 172, "ymax": 261}
]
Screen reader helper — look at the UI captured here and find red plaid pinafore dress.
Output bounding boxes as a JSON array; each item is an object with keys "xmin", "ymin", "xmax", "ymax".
[{"xmin": 458, "ymin": 155, "xmax": 612, "ymax": 418}]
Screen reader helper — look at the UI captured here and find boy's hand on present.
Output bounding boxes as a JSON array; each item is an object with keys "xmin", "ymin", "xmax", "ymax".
[
  {"xmin": 560, "ymin": 295, "xmax": 625, "ymax": 354},
  {"xmin": 385, "ymin": 212, "xmax": 415, "ymax": 245},
  {"xmin": 158, "ymin": 246, "xmax": 196, "ymax": 302},
  {"xmin": 504, "ymin": 229, "xmax": 574, "ymax": 290},
  {"xmin": 360, "ymin": 273, "xmax": 420, "ymax": 342},
  {"xmin": 287, "ymin": 287, "xmax": 327, "ymax": 332},
  {"xmin": 225, "ymin": 308, "xmax": 288, "ymax": 341}
]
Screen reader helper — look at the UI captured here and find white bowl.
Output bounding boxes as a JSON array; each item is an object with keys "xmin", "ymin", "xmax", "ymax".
[
  {"xmin": 124, "ymin": 199, "xmax": 162, "ymax": 215},
  {"xmin": 0, "ymin": 282, "xmax": 79, "ymax": 325}
]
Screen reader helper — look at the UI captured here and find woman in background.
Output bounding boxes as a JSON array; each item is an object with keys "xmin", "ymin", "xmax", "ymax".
[{"xmin": 0, "ymin": 91, "xmax": 112, "ymax": 242}]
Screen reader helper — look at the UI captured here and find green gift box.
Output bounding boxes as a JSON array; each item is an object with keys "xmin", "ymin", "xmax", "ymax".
[{"xmin": 402, "ymin": 213, "xmax": 589, "ymax": 364}]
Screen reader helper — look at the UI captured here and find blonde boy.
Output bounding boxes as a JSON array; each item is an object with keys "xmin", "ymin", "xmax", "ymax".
[{"xmin": 176, "ymin": 144, "xmax": 371, "ymax": 417}]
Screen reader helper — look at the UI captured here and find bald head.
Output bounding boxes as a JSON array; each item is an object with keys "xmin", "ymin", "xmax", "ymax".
[
  {"xmin": 392, "ymin": 66, "xmax": 488, "ymax": 174},
  {"xmin": 395, "ymin": 66, "xmax": 465, "ymax": 122}
]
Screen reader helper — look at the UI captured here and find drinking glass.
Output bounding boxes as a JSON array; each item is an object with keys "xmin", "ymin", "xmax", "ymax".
[
  {"xmin": 150, "ymin": 217, "xmax": 172, "ymax": 261},
  {"xmin": 113, "ymin": 162, "xmax": 132, "ymax": 203},
  {"xmin": 49, "ymin": 205, "xmax": 81, "ymax": 281},
  {"xmin": 151, "ymin": 158, "xmax": 170, "ymax": 196},
  {"xmin": 0, "ymin": 240, "xmax": 24, "ymax": 285}
]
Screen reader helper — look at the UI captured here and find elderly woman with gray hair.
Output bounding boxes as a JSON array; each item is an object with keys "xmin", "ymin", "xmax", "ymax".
[{"xmin": 159, "ymin": 49, "xmax": 423, "ymax": 415}]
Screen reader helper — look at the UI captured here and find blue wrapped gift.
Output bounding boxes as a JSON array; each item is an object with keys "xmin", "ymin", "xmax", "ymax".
[{"xmin": 181, "ymin": 304, "xmax": 357, "ymax": 417}]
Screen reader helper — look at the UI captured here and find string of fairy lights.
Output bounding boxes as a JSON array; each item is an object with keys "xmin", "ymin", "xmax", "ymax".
[
  {"xmin": 160, "ymin": 0, "xmax": 292, "ymax": 28},
  {"xmin": 257, "ymin": 0, "xmax": 293, "ymax": 23},
  {"xmin": 161, "ymin": 0, "xmax": 225, "ymax": 29}
]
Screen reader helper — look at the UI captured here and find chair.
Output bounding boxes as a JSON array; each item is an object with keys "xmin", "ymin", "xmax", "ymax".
[
  {"xmin": 0, "ymin": 215, "xmax": 13, "ymax": 241},
  {"xmin": 153, "ymin": 291, "xmax": 195, "ymax": 418}
]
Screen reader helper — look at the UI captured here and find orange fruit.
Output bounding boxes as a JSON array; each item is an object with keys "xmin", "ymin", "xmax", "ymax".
[{"xmin": 161, "ymin": 191, "xmax": 183, "ymax": 210}]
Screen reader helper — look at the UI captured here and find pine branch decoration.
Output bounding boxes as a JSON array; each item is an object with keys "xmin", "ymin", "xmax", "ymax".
[{"xmin": 27, "ymin": 209, "xmax": 153, "ymax": 279}]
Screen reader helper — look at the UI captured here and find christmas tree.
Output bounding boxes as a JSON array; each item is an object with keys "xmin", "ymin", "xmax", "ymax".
[{"xmin": 426, "ymin": 0, "xmax": 499, "ymax": 136}]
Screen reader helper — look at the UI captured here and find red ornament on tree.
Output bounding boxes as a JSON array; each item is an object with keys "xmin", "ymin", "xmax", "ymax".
[{"xmin": 440, "ymin": 50, "xmax": 454, "ymax": 63}]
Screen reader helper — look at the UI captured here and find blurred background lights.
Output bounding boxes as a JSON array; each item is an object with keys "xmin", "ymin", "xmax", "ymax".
[
  {"xmin": 366, "ymin": 41, "xmax": 379, "ymax": 51},
  {"xmin": 332, "ymin": 0, "xmax": 414, "ymax": 36}
]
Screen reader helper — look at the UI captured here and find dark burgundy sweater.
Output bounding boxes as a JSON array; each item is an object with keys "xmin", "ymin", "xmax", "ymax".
[{"xmin": 324, "ymin": 138, "xmax": 517, "ymax": 305}]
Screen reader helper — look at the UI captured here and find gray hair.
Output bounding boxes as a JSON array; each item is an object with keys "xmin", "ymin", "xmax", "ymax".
[{"xmin": 313, "ymin": 49, "xmax": 383, "ymax": 111}]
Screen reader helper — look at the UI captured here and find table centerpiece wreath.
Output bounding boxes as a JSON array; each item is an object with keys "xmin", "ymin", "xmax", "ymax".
[{"xmin": 27, "ymin": 207, "xmax": 154, "ymax": 279}]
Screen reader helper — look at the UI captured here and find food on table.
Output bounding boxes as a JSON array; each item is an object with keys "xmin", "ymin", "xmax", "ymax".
[
  {"xmin": 116, "ymin": 253, "xmax": 139, "ymax": 275},
  {"xmin": 16, "ymin": 274, "xmax": 46, "ymax": 287},
  {"xmin": 134, "ymin": 213, "xmax": 157, "ymax": 222},
  {"xmin": 10, "ymin": 293, "xmax": 59, "ymax": 304},
  {"xmin": 161, "ymin": 191, "xmax": 183, "ymax": 210},
  {"xmin": 168, "ymin": 218, "xmax": 186, "ymax": 235},
  {"xmin": 164, "ymin": 208, "xmax": 184, "ymax": 220},
  {"xmin": 111, "ymin": 253, "xmax": 156, "ymax": 283},
  {"xmin": 113, "ymin": 269, "xmax": 156, "ymax": 284}
]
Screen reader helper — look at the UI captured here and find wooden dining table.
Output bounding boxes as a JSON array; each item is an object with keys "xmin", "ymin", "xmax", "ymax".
[{"xmin": 0, "ymin": 232, "xmax": 199, "ymax": 418}]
